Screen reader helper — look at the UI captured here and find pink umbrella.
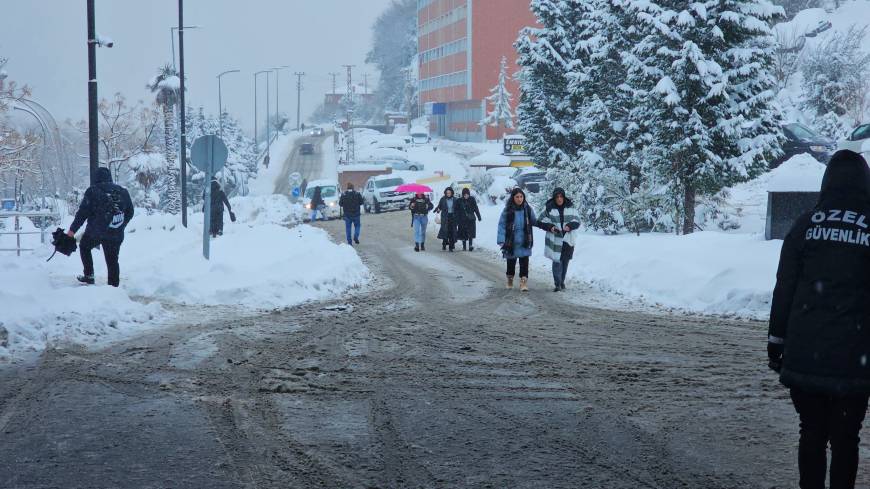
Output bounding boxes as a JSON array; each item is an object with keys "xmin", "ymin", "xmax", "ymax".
[{"xmin": 395, "ymin": 183, "xmax": 433, "ymax": 194}]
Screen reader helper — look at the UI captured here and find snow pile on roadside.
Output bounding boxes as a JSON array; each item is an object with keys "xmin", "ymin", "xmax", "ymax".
[
  {"xmin": 717, "ymin": 154, "xmax": 825, "ymax": 234},
  {"xmin": 228, "ymin": 194, "xmax": 304, "ymax": 227},
  {"xmin": 0, "ymin": 197, "xmax": 369, "ymax": 360},
  {"xmin": 476, "ymin": 203, "xmax": 780, "ymax": 319}
]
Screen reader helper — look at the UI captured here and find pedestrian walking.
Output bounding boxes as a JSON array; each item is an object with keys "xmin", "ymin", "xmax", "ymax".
[
  {"xmin": 309, "ymin": 186, "xmax": 325, "ymax": 222},
  {"xmin": 497, "ymin": 188, "xmax": 536, "ymax": 292},
  {"xmin": 435, "ymin": 187, "xmax": 459, "ymax": 252},
  {"xmin": 204, "ymin": 179, "xmax": 234, "ymax": 237},
  {"xmin": 339, "ymin": 183, "xmax": 364, "ymax": 245},
  {"xmin": 768, "ymin": 149, "xmax": 870, "ymax": 489},
  {"xmin": 536, "ymin": 187, "xmax": 580, "ymax": 292},
  {"xmin": 408, "ymin": 192, "xmax": 434, "ymax": 252},
  {"xmin": 456, "ymin": 188, "xmax": 482, "ymax": 251},
  {"xmin": 66, "ymin": 167, "xmax": 134, "ymax": 287}
]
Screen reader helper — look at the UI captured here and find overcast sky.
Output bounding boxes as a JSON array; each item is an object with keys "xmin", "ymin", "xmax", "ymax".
[{"xmin": 2, "ymin": 0, "xmax": 392, "ymax": 134}]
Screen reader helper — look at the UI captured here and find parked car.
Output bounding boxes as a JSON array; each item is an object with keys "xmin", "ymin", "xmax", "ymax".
[
  {"xmin": 449, "ymin": 179, "xmax": 474, "ymax": 193},
  {"xmin": 384, "ymin": 158, "xmax": 424, "ymax": 172},
  {"xmin": 839, "ymin": 123, "xmax": 870, "ymax": 157},
  {"xmin": 302, "ymin": 179, "xmax": 340, "ymax": 220},
  {"xmin": 511, "ymin": 167, "xmax": 546, "ymax": 193},
  {"xmin": 773, "ymin": 123, "xmax": 835, "ymax": 168},
  {"xmin": 300, "ymin": 143, "xmax": 315, "ymax": 155},
  {"xmin": 410, "ymin": 126, "xmax": 430, "ymax": 145},
  {"xmin": 362, "ymin": 175, "xmax": 408, "ymax": 213}
]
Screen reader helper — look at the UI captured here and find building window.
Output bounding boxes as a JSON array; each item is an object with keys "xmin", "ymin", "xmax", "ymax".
[
  {"xmin": 418, "ymin": 4, "xmax": 467, "ymax": 36},
  {"xmin": 419, "ymin": 37, "xmax": 467, "ymax": 64},
  {"xmin": 419, "ymin": 70, "xmax": 467, "ymax": 92}
]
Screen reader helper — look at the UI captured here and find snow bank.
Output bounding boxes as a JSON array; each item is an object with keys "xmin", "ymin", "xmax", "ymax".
[
  {"xmin": 766, "ymin": 153, "xmax": 826, "ymax": 192},
  {"xmin": 0, "ymin": 196, "xmax": 369, "ymax": 361},
  {"xmin": 249, "ymin": 131, "xmax": 302, "ymax": 196}
]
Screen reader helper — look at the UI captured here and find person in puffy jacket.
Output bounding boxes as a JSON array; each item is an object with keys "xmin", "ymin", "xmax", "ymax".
[
  {"xmin": 408, "ymin": 192, "xmax": 434, "ymax": 252},
  {"xmin": 768, "ymin": 150, "xmax": 870, "ymax": 489},
  {"xmin": 536, "ymin": 187, "xmax": 581, "ymax": 292},
  {"xmin": 67, "ymin": 167, "xmax": 134, "ymax": 287},
  {"xmin": 497, "ymin": 188, "xmax": 536, "ymax": 291}
]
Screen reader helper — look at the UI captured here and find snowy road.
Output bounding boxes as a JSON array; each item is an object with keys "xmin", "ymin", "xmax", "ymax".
[
  {"xmin": 0, "ymin": 211, "xmax": 854, "ymax": 488},
  {"xmin": 273, "ymin": 132, "xmax": 330, "ymax": 196}
]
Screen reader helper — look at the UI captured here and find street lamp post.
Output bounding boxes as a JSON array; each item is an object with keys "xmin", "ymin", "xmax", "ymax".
[
  {"xmin": 272, "ymin": 66, "xmax": 290, "ymax": 132},
  {"xmin": 170, "ymin": 25, "xmax": 200, "ymax": 71},
  {"xmin": 86, "ymin": 0, "xmax": 113, "ymax": 185},
  {"xmin": 217, "ymin": 69, "xmax": 240, "ymax": 137},
  {"xmin": 170, "ymin": 22, "xmax": 198, "ymax": 226}
]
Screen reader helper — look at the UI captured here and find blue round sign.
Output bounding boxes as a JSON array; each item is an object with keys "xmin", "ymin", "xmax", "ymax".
[{"xmin": 292, "ymin": 187, "xmax": 301, "ymax": 197}]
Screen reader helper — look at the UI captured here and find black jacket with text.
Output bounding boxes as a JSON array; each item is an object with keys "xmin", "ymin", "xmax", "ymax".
[
  {"xmin": 70, "ymin": 167, "xmax": 134, "ymax": 243},
  {"xmin": 769, "ymin": 150, "xmax": 870, "ymax": 395}
]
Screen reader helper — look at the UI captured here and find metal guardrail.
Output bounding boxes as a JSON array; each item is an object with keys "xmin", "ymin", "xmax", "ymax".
[{"xmin": 0, "ymin": 211, "xmax": 59, "ymax": 256}]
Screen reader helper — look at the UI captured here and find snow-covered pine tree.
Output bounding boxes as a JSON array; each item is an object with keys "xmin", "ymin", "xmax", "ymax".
[
  {"xmin": 626, "ymin": 0, "xmax": 783, "ymax": 234},
  {"xmin": 481, "ymin": 56, "xmax": 515, "ymax": 135},
  {"xmin": 147, "ymin": 64, "xmax": 181, "ymax": 215}
]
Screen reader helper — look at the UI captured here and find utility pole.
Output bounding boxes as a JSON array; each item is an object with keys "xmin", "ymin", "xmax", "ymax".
[
  {"xmin": 294, "ymin": 72, "xmax": 305, "ymax": 131},
  {"xmin": 272, "ymin": 66, "xmax": 289, "ymax": 131},
  {"xmin": 363, "ymin": 73, "xmax": 369, "ymax": 95},
  {"xmin": 342, "ymin": 65, "xmax": 355, "ymax": 162},
  {"xmin": 86, "ymin": 0, "xmax": 99, "ymax": 185},
  {"xmin": 178, "ymin": 0, "xmax": 189, "ymax": 227},
  {"xmin": 328, "ymin": 72, "xmax": 339, "ymax": 98}
]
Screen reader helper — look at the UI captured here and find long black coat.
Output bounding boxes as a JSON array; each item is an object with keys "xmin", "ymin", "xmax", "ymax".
[
  {"xmin": 435, "ymin": 196, "xmax": 458, "ymax": 242},
  {"xmin": 456, "ymin": 196, "xmax": 481, "ymax": 240},
  {"xmin": 769, "ymin": 150, "xmax": 870, "ymax": 395},
  {"xmin": 204, "ymin": 180, "xmax": 231, "ymax": 235}
]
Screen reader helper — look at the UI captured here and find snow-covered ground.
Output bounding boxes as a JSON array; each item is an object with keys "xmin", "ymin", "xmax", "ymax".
[
  {"xmin": 0, "ymin": 194, "xmax": 369, "ymax": 362},
  {"xmin": 249, "ymin": 131, "xmax": 303, "ymax": 196}
]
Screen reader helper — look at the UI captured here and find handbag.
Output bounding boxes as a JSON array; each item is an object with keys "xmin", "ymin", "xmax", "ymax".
[
  {"xmin": 229, "ymin": 211, "xmax": 237, "ymax": 222},
  {"xmin": 435, "ymin": 214, "xmax": 441, "ymax": 225}
]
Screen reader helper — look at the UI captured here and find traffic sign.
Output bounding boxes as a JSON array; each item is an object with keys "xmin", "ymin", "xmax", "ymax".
[
  {"xmin": 292, "ymin": 187, "xmax": 301, "ymax": 198},
  {"xmin": 190, "ymin": 135, "xmax": 228, "ymax": 174}
]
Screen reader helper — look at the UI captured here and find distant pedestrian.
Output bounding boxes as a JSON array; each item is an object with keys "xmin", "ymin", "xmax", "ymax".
[
  {"xmin": 435, "ymin": 187, "xmax": 458, "ymax": 251},
  {"xmin": 339, "ymin": 183, "xmax": 364, "ymax": 245},
  {"xmin": 768, "ymin": 150, "xmax": 870, "ymax": 489},
  {"xmin": 204, "ymin": 179, "xmax": 233, "ymax": 237},
  {"xmin": 536, "ymin": 187, "xmax": 580, "ymax": 292},
  {"xmin": 456, "ymin": 187, "xmax": 482, "ymax": 251},
  {"xmin": 497, "ymin": 188, "xmax": 536, "ymax": 291},
  {"xmin": 66, "ymin": 167, "xmax": 134, "ymax": 287},
  {"xmin": 309, "ymin": 186, "xmax": 325, "ymax": 222},
  {"xmin": 408, "ymin": 192, "xmax": 434, "ymax": 252}
]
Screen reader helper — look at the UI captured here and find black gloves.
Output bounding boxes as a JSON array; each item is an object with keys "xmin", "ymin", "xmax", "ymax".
[{"xmin": 767, "ymin": 341, "xmax": 784, "ymax": 373}]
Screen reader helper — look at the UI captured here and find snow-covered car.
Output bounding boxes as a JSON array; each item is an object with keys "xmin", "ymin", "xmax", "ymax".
[
  {"xmin": 302, "ymin": 179, "xmax": 341, "ymax": 220},
  {"xmin": 487, "ymin": 175, "xmax": 518, "ymax": 204},
  {"xmin": 774, "ymin": 123, "xmax": 834, "ymax": 167},
  {"xmin": 410, "ymin": 126, "xmax": 430, "ymax": 145},
  {"xmin": 839, "ymin": 124, "xmax": 870, "ymax": 157},
  {"xmin": 300, "ymin": 143, "xmax": 315, "ymax": 155},
  {"xmin": 362, "ymin": 175, "xmax": 408, "ymax": 213},
  {"xmin": 448, "ymin": 179, "xmax": 474, "ymax": 194},
  {"xmin": 512, "ymin": 167, "xmax": 546, "ymax": 193},
  {"xmin": 371, "ymin": 136, "xmax": 409, "ymax": 152}
]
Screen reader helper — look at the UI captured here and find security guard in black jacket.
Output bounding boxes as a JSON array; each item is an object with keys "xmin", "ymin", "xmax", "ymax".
[
  {"xmin": 67, "ymin": 167, "xmax": 134, "ymax": 287},
  {"xmin": 769, "ymin": 150, "xmax": 870, "ymax": 489}
]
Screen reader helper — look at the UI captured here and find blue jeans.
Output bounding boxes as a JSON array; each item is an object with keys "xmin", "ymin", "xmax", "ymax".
[
  {"xmin": 344, "ymin": 215, "xmax": 361, "ymax": 244},
  {"xmin": 552, "ymin": 256, "xmax": 570, "ymax": 287},
  {"xmin": 413, "ymin": 214, "xmax": 428, "ymax": 244},
  {"xmin": 310, "ymin": 205, "xmax": 324, "ymax": 221}
]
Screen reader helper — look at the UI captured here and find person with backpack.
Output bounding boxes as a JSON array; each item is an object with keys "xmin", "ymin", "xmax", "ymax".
[
  {"xmin": 408, "ymin": 192, "xmax": 434, "ymax": 252},
  {"xmin": 339, "ymin": 183, "xmax": 364, "ymax": 246},
  {"xmin": 536, "ymin": 187, "xmax": 581, "ymax": 292},
  {"xmin": 768, "ymin": 150, "xmax": 870, "ymax": 489},
  {"xmin": 66, "ymin": 167, "xmax": 134, "ymax": 287}
]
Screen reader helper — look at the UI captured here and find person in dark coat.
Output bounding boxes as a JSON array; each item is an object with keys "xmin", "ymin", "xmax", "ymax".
[
  {"xmin": 768, "ymin": 150, "xmax": 870, "ymax": 489},
  {"xmin": 456, "ymin": 187, "xmax": 482, "ymax": 251},
  {"xmin": 204, "ymin": 179, "xmax": 233, "ymax": 237},
  {"xmin": 339, "ymin": 183, "xmax": 364, "ymax": 245},
  {"xmin": 497, "ymin": 188, "xmax": 536, "ymax": 291},
  {"xmin": 67, "ymin": 167, "xmax": 134, "ymax": 287},
  {"xmin": 309, "ymin": 186, "xmax": 325, "ymax": 222},
  {"xmin": 408, "ymin": 192, "xmax": 434, "ymax": 252},
  {"xmin": 434, "ymin": 187, "xmax": 459, "ymax": 252}
]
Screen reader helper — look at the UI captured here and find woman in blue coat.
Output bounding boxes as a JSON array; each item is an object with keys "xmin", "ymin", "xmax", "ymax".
[{"xmin": 497, "ymin": 188, "xmax": 537, "ymax": 291}]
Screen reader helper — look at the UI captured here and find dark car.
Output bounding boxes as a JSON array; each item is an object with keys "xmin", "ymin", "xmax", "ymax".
[
  {"xmin": 773, "ymin": 123, "xmax": 835, "ymax": 168},
  {"xmin": 512, "ymin": 168, "xmax": 547, "ymax": 193},
  {"xmin": 300, "ymin": 143, "xmax": 315, "ymax": 155}
]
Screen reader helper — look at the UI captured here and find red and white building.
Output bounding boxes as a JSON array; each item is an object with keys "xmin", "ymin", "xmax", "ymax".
[{"xmin": 417, "ymin": 0, "xmax": 536, "ymax": 142}]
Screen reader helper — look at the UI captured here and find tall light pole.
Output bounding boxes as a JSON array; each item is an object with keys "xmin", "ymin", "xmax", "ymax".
[
  {"xmin": 272, "ymin": 66, "xmax": 290, "ymax": 131},
  {"xmin": 86, "ymin": 0, "xmax": 113, "ymax": 185},
  {"xmin": 254, "ymin": 70, "xmax": 269, "ymax": 165},
  {"xmin": 294, "ymin": 72, "xmax": 306, "ymax": 131},
  {"xmin": 216, "ymin": 69, "xmax": 240, "ymax": 137},
  {"xmin": 170, "ymin": 25, "xmax": 199, "ymax": 71}
]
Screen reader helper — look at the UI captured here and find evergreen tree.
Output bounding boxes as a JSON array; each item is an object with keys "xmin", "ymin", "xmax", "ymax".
[{"xmin": 481, "ymin": 56, "xmax": 515, "ymax": 134}]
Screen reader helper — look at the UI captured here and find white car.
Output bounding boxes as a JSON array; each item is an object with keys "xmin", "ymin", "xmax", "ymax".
[
  {"xmin": 302, "ymin": 179, "xmax": 341, "ymax": 220},
  {"xmin": 362, "ymin": 175, "xmax": 408, "ymax": 213},
  {"xmin": 839, "ymin": 124, "xmax": 870, "ymax": 157}
]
